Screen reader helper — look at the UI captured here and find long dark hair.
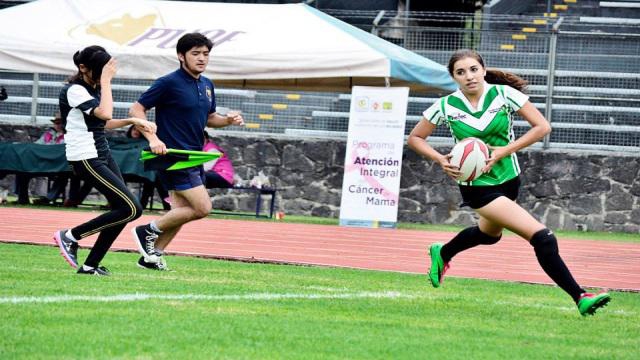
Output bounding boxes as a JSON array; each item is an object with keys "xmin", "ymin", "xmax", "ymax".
[
  {"xmin": 67, "ymin": 45, "xmax": 112, "ymax": 83},
  {"xmin": 447, "ymin": 49, "xmax": 528, "ymax": 92}
]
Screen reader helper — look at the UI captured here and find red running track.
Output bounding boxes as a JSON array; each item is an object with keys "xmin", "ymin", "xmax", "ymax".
[{"xmin": 1, "ymin": 207, "xmax": 638, "ymax": 292}]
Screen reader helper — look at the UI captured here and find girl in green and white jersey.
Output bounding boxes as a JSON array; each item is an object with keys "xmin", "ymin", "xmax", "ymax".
[{"xmin": 408, "ymin": 49, "xmax": 610, "ymax": 316}]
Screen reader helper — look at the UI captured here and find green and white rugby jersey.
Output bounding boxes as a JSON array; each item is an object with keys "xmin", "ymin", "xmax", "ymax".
[{"xmin": 422, "ymin": 82, "xmax": 529, "ymax": 186}]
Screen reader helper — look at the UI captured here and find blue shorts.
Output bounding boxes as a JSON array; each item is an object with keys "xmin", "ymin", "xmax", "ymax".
[{"xmin": 158, "ymin": 166, "xmax": 206, "ymax": 191}]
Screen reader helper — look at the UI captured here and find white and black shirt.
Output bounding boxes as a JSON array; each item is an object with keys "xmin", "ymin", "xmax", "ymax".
[{"xmin": 58, "ymin": 79, "xmax": 109, "ymax": 161}]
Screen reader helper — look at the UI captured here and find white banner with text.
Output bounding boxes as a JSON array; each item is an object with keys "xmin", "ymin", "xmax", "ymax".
[{"xmin": 339, "ymin": 86, "xmax": 409, "ymax": 228}]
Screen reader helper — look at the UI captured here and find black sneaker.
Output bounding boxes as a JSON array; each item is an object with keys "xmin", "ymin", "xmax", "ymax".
[
  {"xmin": 53, "ymin": 229, "xmax": 79, "ymax": 268},
  {"xmin": 132, "ymin": 225, "xmax": 159, "ymax": 261},
  {"xmin": 32, "ymin": 196, "xmax": 51, "ymax": 205},
  {"xmin": 137, "ymin": 255, "xmax": 170, "ymax": 271},
  {"xmin": 77, "ymin": 265, "xmax": 111, "ymax": 276}
]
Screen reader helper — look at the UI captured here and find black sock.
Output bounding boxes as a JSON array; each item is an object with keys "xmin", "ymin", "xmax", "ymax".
[
  {"xmin": 530, "ymin": 228, "xmax": 585, "ymax": 303},
  {"xmin": 441, "ymin": 226, "xmax": 501, "ymax": 263},
  {"xmin": 69, "ymin": 229, "xmax": 81, "ymax": 241}
]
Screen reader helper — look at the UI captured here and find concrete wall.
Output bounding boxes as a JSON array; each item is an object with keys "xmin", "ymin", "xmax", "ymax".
[{"xmin": 1, "ymin": 125, "xmax": 638, "ymax": 233}]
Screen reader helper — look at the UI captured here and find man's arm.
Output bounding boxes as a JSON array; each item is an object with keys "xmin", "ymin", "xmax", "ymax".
[
  {"xmin": 129, "ymin": 101, "xmax": 147, "ymax": 121},
  {"xmin": 129, "ymin": 102, "xmax": 167, "ymax": 154},
  {"xmin": 207, "ymin": 111, "xmax": 244, "ymax": 128},
  {"xmin": 104, "ymin": 117, "xmax": 156, "ymax": 132}
]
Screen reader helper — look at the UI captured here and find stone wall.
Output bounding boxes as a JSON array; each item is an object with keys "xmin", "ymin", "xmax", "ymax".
[
  {"xmin": 1, "ymin": 125, "xmax": 638, "ymax": 233},
  {"xmin": 209, "ymin": 133, "xmax": 640, "ymax": 234}
]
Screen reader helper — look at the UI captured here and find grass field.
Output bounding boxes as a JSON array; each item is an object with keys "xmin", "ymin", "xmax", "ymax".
[{"xmin": 1, "ymin": 242, "xmax": 638, "ymax": 359}]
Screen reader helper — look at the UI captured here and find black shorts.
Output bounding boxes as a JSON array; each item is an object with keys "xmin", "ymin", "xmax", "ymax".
[
  {"xmin": 158, "ymin": 166, "xmax": 206, "ymax": 191},
  {"xmin": 459, "ymin": 176, "xmax": 521, "ymax": 209}
]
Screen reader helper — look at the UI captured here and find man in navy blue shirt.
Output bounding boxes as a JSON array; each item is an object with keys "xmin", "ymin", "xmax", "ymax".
[{"xmin": 130, "ymin": 32, "xmax": 244, "ymax": 270}]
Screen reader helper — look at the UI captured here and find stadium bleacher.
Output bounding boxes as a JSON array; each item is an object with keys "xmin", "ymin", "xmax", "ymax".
[{"xmin": 1, "ymin": 69, "xmax": 638, "ymax": 150}]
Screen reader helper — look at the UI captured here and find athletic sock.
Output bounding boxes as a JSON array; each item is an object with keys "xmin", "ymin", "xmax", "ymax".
[
  {"xmin": 65, "ymin": 230, "xmax": 78, "ymax": 242},
  {"xmin": 440, "ymin": 226, "xmax": 501, "ymax": 263},
  {"xmin": 530, "ymin": 228, "xmax": 584, "ymax": 302},
  {"xmin": 149, "ymin": 221, "xmax": 162, "ymax": 234}
]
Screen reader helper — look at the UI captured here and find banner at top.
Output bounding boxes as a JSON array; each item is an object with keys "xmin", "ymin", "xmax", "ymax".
[{"xmin": 0, "ymin": 0, "xmax": 455, "ymax": 91}]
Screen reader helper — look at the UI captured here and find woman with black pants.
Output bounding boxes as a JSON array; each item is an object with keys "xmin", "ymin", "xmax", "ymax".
[
  {"xmin": 408, "ymin": 49, "xmax": 610, "ymax": 316},
  {"xmin": 53, "ymin": 45, "xmax": 156, "ymax": 275}
]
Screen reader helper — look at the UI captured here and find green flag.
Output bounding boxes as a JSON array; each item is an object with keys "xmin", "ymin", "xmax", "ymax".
[{"xmin": 140, "ymin": 149, "xmax": 221, "ymax": 171}]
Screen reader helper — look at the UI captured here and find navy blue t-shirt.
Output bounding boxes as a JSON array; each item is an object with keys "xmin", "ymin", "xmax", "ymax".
[{"xmin": 138, "ymin": 67, "xmax": 216, "ymax": 151}]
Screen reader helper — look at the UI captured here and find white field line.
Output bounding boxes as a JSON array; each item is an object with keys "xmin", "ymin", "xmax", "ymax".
[
  {"xmin": 0, "ymin": 291, "xmax": 632, "ymax": 316},
  {"xmin": 0, "ymin": 291, "xmax": 415, "ymax": 304}
]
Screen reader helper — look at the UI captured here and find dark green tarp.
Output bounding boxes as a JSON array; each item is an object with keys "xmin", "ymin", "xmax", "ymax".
[{"xmin": 0, "ymin": 138, "xmax": 155, "ymax": 181}]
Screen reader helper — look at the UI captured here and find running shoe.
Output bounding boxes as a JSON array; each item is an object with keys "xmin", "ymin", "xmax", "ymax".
[
  {"xmin": 577, "ymin": 292, "xmax": 611, "ymax": 316},
  {"xmin": 132, "ymin": 224, "xmax": 159, "ymax": 261},
  {"xmin": 32, "ymin": 196, "xmax": 51, "ymax": 205},
  {"xmin": 137, "ymin": 255, "xmax": 170, "ymax": 271},
  {"xmin": 428, "ymin": 242, "xmax": 449, "ymax": 288},
  {"xmin": 77, "ymin": 265, "xmax": 111, "ymax": 276},
  {"xmin": 53, "ymin": 229, "xmax": 78, "ymax": 269}
]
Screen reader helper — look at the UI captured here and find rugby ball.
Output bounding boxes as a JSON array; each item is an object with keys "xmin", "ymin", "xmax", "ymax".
[{"xmin": 449, "ymin": 137, "xmax": 489, "ymax": 182}]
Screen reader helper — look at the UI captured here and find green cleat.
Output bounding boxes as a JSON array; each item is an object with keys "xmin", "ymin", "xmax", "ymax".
[
  {"xmin": 428, "ymin": 243, "xmax": 449, "ymax": 288},
  {"xmin": 577, "ymin": 292, "xmax": 611, "ymax": 316}
]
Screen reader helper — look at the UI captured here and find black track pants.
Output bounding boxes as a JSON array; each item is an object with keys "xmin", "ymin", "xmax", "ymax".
[{"xmin": 69, "ymin": 155, "xmax": 143, "ymax": 267}]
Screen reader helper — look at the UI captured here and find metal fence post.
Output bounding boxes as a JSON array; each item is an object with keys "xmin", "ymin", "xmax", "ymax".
[
  {"xmin": 371, "ymin": 10, "xmax": 386, "ymax": 36},
  {"xmin": 544, "ymin": 17, "xmax": 563, "ymax": 149},
  {"xmin": 403, "ymin": 1, "xmax": 410, "ymax": 47},
  {"xmin": 30, "ymin": 73, "xmax": 39, "ymax": 126}
]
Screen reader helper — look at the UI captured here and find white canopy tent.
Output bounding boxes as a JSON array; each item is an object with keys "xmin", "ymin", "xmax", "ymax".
[{"xmin": 0, "ymin": 0, "xmax": 456, "ymax": 93}]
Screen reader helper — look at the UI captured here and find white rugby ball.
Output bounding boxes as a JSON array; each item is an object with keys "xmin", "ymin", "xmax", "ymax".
[{"xmin": 449, "ymin": 137, "xmax": 489, "ymax": 182}]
